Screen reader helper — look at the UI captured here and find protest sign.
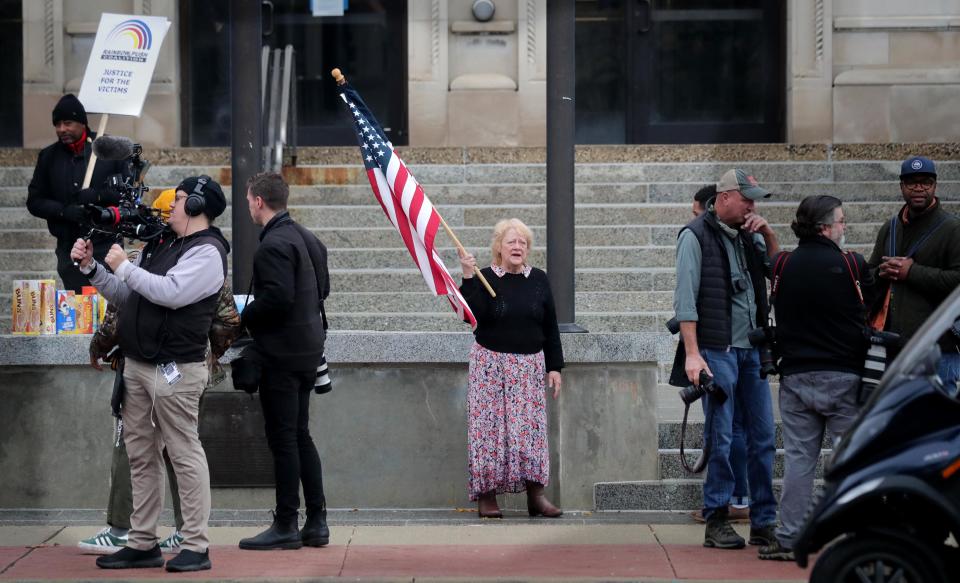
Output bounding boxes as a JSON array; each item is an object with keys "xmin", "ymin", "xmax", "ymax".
[{"xmin": 78, "ymin": 13, "xmax": 171, "ymax": 116}]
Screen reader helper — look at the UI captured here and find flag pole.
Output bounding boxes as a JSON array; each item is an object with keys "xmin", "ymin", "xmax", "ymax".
[{"xmin": 332, "ymin": 68, "xmax": 495, "ymax": 299}]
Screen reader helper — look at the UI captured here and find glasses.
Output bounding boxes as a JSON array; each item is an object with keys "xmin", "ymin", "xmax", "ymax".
[{"xmin": 902, "ymin": 177, "xmax": 936, "ymax": 188}]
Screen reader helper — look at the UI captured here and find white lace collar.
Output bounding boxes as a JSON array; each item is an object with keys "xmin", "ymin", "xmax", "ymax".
[{"xmin": 491, "ymin": 263, "xmax": 532, "ymax": 278}]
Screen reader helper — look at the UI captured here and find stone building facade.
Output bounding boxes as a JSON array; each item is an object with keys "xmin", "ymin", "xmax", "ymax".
[{"xmin": 19, "ymin": 0, "xmax": 960, "ymax": 148}]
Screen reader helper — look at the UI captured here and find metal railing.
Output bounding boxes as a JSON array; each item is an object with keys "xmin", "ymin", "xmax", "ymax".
[{"xmin": 261, "ymin": 44, "xmax": 298, "ymax": 172}]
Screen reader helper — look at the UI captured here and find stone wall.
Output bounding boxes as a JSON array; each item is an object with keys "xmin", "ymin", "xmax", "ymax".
[
  {"xmin": 19, "ymin": 1, "xmax": 960, "ymax": 147},
  {"xmin": 0, "ymin": 332, "xmax": 665, "ymax": 511}
]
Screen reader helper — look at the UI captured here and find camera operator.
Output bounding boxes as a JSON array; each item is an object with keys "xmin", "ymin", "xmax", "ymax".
[
  {"xmin": 757, "ymin": 196, "xmax": 876, "ymax": 561},
  {"xmin": 867, "ymin": 156, "xmax": 960, "ymax": 385},
  {"xmin": 71, "ymin": 175, "xmax": 229, "ymax": 573},
  {"xmin": 26, "ymin": 94, "xmax": 130, "ymax": 291},
  {"xmin": 673, "ymin": 169, "xmax": 779, "ymax": 550}
]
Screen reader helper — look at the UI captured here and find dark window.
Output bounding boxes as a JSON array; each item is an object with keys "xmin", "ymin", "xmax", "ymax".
[
  {"xmin": 575, "ymin": 0, "xmax": 784, "ymax": 144},
  {"xmin": 180, "ymin": 0, "xmax": 407, "ymax": 147},
  {"xmin": 0, "ymin": 0, "xmax": 22, "ymax": 146}
]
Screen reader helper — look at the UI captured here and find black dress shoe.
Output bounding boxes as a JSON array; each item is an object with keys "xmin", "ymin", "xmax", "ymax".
[
  {"xmin": 301, "ymin": 511, "xmax": 330, "ymax": 547},
  {"xmin": 96, "ymin": 544, "xmax": 164, "ymax": 569},
  {"xmin": 165, "ymin": 548, "xmax": 211, "ymax": 572},
  {"xmin": 239, "ymin": 513, "xmax": 302, "ymax": 550}
]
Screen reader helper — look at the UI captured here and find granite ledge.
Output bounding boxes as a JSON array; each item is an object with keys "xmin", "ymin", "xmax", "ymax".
[{"xmin": 0, "ymin": 331, "xmax": 671, "ymax": 367}]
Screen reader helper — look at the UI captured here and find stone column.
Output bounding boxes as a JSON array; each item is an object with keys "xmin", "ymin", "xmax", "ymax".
[
  {"xmin": 22, "ymin": 0, "xmax": 64, "ymax": 146},
  {"xmin": 787, "ymin": 0, "xmax": 833, "ymax": 143},
  {"xmin": 408, "ymin": 0, "xmax": 449, "ymax": 145}
]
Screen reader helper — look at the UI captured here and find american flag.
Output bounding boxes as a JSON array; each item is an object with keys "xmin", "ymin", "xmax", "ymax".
[{"xmin": 338, "ymin": 82, "xmax": 477, "ymax": 328}]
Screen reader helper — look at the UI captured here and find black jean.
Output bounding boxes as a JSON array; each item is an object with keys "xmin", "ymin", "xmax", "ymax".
[{"xmin": 258, "ymin": 368, "xmax": 326, "ymax": 521}]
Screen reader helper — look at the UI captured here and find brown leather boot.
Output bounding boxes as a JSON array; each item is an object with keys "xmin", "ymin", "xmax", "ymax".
[
  {"xmin": 477, "ymin": 491, "xmax": 502, "ymax": 519},
  {"xmin": 526, "ymin": 481, "xmax": 563, "ymax": 517}
]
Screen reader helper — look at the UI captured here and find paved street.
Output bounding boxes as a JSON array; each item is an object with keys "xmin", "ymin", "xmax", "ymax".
[{"xmin": 0, "ymin": 513, "xmax": 811, "ymax": 582}]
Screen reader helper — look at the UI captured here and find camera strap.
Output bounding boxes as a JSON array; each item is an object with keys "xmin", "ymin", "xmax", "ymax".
[
  {"xmin": 889, "ymin": 213, "xmax": 948, "ymax": 259},
  {"xmin": 679, "ymin": 401, "xmax": 710, "ymax": 474},
  {"xmin": 771, "ymin": 248, "xmax": 864, "ymax": 306}
]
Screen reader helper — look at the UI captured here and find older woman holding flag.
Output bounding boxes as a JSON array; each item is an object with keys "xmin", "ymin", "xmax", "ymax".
[{"xmin": 458, "ymin": 218, "xmax": 564, "ymax": 519}]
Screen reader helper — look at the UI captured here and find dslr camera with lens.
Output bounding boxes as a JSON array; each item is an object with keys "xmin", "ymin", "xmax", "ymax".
[
  {"xmin": 858, "ymin": 328, "xmax": 900, "ymax": 404},
  {"xmin": 747, "ymin": 325, "xmax": 779, "ymax": 379},
  {"xmin": 678, "ymin": 370, "xmax": 728, "ymax": 406}
]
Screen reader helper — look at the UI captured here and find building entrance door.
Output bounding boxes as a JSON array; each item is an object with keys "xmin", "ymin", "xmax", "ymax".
[
  {"xmin": 575, "ymin": 0, "xmax": 784, "ymax": 144},
  {"xmin": 180, "ymin": 0, "xmax": 407, "ymax": 146}
]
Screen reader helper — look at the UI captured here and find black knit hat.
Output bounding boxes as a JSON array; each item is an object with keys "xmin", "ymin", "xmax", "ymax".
[
  {"xmin": 52, "ymin": 94, "xmax": 88, "ymax": 126},
  {"xmin": 176, "ymin": 175, "xmax": 227, "ymax": 220}
]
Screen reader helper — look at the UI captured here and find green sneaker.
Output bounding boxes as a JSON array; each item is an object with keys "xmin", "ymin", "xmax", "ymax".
[
  {"xmin": 159, "ymin": 530, "xmax": 184, "ymax": 554},
  {"xmin": 78, "ymin": 527, "xmax": 128, "ymax": 555}
]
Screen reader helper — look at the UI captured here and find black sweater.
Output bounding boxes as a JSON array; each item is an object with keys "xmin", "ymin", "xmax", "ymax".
[
  {"xmin": 460, "ymin": 266, "xmax": 564, "ymax": 372},
  {"xmin": 773, "ymin": 236, "xmax": 876, "ymax": 375}
]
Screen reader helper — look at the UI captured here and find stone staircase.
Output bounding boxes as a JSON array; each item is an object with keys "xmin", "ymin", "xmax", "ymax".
[{"xmin": 2, "ymin": 144, "xmax": 956, "ymax": 510}]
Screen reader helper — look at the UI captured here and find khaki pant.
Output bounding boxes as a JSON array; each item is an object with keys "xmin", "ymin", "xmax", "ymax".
[{"xmin": 122, "ymin": 357, "xmax": 210, "ymax": 552}]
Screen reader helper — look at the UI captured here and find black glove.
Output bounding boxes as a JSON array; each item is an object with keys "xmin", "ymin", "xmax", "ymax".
[{"xmin": 60, "ymin": 204, "xmax": 87, "ymax": 224}]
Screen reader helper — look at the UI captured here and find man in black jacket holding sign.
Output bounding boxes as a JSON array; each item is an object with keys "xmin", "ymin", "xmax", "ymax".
[
  {"xmin": 238, "ymin": 172, "xmax": 331, "ymax": 551},
  {"xmin": 758, "ymin": 195, "xmax": 875, "ymax": 561},
  {"xmin": 27, "ymin": 94, "xmax": 130, "ymax": 291}
]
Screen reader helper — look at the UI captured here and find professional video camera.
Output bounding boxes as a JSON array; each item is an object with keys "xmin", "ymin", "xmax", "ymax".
[{"xmin": 80, "ymin": 136, "xmax": 166, "ymax": 242}]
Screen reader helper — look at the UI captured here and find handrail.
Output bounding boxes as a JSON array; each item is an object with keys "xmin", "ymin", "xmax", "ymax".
[{"xmin": 262, "ymin": 44, "xmax": 298, "ymax": 172}]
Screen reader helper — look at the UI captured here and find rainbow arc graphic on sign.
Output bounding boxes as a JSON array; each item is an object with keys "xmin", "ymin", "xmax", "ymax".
[{"xmin": 107, "ymin": 19, "xmax": 152, "ymax": 50}]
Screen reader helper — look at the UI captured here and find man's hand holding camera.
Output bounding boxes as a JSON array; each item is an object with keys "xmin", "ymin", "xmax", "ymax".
[
  {"xmin": 104, "ymin": 244, "xmax": 127, "ymax": 272},
  {"xmin": 70, "ymin": 238, "xmax": 94, "ymax": 269}
]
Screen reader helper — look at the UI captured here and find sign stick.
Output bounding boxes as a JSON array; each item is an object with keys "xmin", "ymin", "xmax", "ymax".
[{"xmin": 82, "ymin": 113, "xmax": 109, "ymax": 189}]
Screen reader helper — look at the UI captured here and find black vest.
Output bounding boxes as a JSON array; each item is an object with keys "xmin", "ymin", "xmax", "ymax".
[
  {"xmin": 117, "ymin": 231, "xmax": 227, "ymax": 364},
  {"xmin": 682, "ymin": 212, "xmax": 768, "ymax": 349}
]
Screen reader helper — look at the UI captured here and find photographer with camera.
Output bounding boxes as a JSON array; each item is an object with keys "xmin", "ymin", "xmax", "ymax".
[
  {"xmin": 867, "ymin": 156, "xmax": 960, "ymax": 386},
  {"xmin": 26, "ymin": 94, "xmax": 130, "ymax": 291},
  {"xmin": 757, "ymin": 196, "xmax": 876, "ymax": 561},
  {"xmin": 673, "ymin": 169, "xmax": 779, "ymax": 550},
  {"xmin": 71, "ymin": 175, "xmax": 229, "ymax": 573}
]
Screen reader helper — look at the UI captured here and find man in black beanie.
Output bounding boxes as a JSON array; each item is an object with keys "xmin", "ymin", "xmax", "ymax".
[{"xmin": 27, "ymin": 93, "xmax": 130, "ymax": 291}]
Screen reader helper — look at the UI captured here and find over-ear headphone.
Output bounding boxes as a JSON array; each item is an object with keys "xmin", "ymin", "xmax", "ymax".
[{"xmin": 184, "ymin": 176, "xmax": 208, "ymax": 217}]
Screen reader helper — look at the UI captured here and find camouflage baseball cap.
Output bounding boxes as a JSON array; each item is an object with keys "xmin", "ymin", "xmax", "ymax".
[{"xmin": 716, "ymin": 169, "xmax": 770, "ymax": 201}]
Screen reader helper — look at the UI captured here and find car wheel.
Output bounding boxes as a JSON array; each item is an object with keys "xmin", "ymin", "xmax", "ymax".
[{"xmin": 810, "ymin": 531, "xmax": 948, "ymax": 583}]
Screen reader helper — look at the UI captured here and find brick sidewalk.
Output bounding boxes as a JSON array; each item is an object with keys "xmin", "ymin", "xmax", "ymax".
[{"xmin": 0, "ymin": 523, "xmax": 810, "ymax": 582}]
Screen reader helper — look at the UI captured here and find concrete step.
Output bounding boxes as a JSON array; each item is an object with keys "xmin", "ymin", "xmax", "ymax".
[
  {"xmin": 0, "ymin": 267, "xmax": 675, "ymax": 295},
  {"xmin": 4, "ymin": 159, "xmax": 960, "ymax": 185},
  {"xmin": 0, "ymin": 221, "xmax": 891, "ymax": 251},
  {"xmin": 594, "ymin": 479, "xmax": 824, "ymax": 511},
  {"xmin": 3, "ymin": 180, "xmax": 958, "ymax": 209},
  {"xmin": 0, "ymin": 239, "xmax": 876, "ymax": 273},
  {"xmin": 1, "ymin": 200, "xmax": 946, "ymax": 230},
  {"xmin": 657, "ymin": 448, "xmax": 828, "ymax": 480},
  {"xmin": 324, "ymin": 312, "xmax": 663, "ymax": 332},
  {"xmin": 0, "ymin": 289, "xmax": 680, "ymax": 321},
  {"xmin": 658, "ymin": 422, "xmax": 836, "ymax": 451}
]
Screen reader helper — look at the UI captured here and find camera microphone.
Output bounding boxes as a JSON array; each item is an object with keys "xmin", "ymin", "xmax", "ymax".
[{"xmin": 92, "ymin": 135, "xmax": 135, "ymax": 161}]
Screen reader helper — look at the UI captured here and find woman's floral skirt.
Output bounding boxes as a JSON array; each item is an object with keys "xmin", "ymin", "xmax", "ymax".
[{"xmin": 466, "ymin": 342, "xmax": 549, "ymax": 500}]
